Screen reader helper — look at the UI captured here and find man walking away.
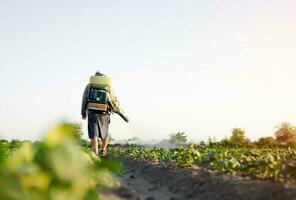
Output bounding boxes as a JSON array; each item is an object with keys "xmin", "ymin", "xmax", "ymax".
[{"xmin": 81, "ymin": 70, "xmax": 121, "ymax": 157}]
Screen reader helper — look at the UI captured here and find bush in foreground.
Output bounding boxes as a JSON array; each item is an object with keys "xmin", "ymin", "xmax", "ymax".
[{"xmin": 0, "ymin": 123, "xmax": 121, "ymax": 200}]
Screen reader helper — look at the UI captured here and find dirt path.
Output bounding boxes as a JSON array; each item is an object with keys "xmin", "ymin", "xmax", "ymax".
[
  {"xmin": 116, "ymin": 163, "xmax": 182, "ymax": 200},
  {"xmin": 99, "ymin": 159, "xmax": 181, "ymax": 200},
  {"xmin": 99, "ymin": 157, "xmax": 296, "ymax": 200}
]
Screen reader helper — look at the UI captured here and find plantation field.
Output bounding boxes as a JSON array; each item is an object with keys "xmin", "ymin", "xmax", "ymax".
[
  {"xmin": 109, "ymin": 144, "xmax": 296, "ymax": 183},
  {"xmin": 104, "ymin": 144, "xmax": 296, "ymax": 199},
  {"xmin": 1, "ymin": 125, "xmax": 296, "ymax": 200}
]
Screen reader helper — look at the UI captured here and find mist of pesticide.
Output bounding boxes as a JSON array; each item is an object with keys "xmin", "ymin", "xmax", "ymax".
[{"xmin": 114, "ymin": 117, "xmax": 180, "ymax": 149}]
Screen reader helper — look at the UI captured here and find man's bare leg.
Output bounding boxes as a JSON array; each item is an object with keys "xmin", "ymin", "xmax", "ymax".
[
  {"xmin": 91, "ymin": 137, "xmax": 99, "ymax": 155},
  {"xmin": 100, "ymin": 136, "xmax": 109, "ymax": 157},
  {"xmin": 102, "ymin": 136, "xmax": 109, "ymax": 151}
]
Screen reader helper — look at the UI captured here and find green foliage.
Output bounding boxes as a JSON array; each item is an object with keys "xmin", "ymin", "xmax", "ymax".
[
  {"xmin": 62, "ymin": 122, "xmax": 89, "ymax": 148},
  {"xmin": 256, "ymin": 137, "xmax": 275, "ymax": 148},
  {"xmin": 220, "ymin": 138, "xmax": 231, "ymax": 146},
  {"xmin": 0, "ymin": 139, "xmax": 12, "ymax": 161},
  {"xmin": 275, "ymin": 122, "xmax": 296, "ymax": 144},
  {"xmin": 0, "ymin": 139, "xmax": 9, "ymax": 143},
  {"xmin": 207, "ymin": 137, "xmax": 217, "ymax": 145},
  {"xmin": 287, "ymin": 140, "xmax": 296, "ymax": 149},
  {"xmin": 169, "ymin": 132, "xmax": 188, "ymax": 147},
  {"xmin": 230, "ymin": 128, "xmax": 250, "ymax": 146},
  {"xmin": 109, "ymin": 144, "xmax": 296, "ymax": 182},
  {"xmin": 0, "ymin": 123, "xmax": 121, "ymax": 200},
  {"xmin": 171, "ymin": 145, "xmax": 201, "ymax": 167},
  {"xmin": 0, "ymin": 142, "xmax": 7, "ymax": 163},
  {"xmin": 10, "ymin": 139, "xmax": 23, "ymax": 149}
]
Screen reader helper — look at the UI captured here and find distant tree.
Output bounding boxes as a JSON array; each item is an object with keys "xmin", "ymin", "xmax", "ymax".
[
  {"xmin": 230, "ymin": 128, "xmax": 250, "ymax": 146},
  {"xmin": 274, "ymin": 122, "xmax": 296, "ymax": 144},
  {"xmin": 169, "ymin": 131, "xmax": 188, "ymax": 147},
  {"xmin": 256, "ymin": 136, "xmax": 275, "ymax": 148}
]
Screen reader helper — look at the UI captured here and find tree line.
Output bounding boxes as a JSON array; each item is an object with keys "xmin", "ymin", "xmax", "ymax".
[
  {"xmin": 164, "ymin": 122, "xmax": 296, "ymax": 148},
  {"xmin": 1, "ymin": 122, "xmax": 296, "ymax": 149}
]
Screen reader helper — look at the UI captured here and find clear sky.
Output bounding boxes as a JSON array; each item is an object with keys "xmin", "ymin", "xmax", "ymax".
[{"xmin": 0, "ymin": 0, "xmax": 296, "ymax": 142}]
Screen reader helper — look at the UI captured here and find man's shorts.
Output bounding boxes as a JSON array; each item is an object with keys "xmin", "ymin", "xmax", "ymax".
[{"xmin": 87, "ymin": 111, "xmax": 110, "ymax": 139}]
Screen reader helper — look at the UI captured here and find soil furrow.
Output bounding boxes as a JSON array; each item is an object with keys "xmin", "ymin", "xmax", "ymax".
[{"xmin": 99, "ymin": 157, "xmax": 296, "ymax": 200}]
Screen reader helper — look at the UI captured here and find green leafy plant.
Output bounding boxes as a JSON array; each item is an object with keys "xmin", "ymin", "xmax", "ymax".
[
  {"xmin": 0, "ymin": 123, "xmax": 122, "ymax": 200},
  {"xmin": 109, "ymin": 144, "xmax": 296, "ymax": 182}
]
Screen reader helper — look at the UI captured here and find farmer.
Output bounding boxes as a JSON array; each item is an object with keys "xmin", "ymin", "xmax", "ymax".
[{"xmin": 81, "ymin": 71, "xmax": 120, "ymax": 157}]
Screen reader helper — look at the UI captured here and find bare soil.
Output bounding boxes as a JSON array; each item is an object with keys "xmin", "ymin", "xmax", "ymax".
[{"xmin": 99, "ymin": 157, "xmax": 296, "ymax": 200}]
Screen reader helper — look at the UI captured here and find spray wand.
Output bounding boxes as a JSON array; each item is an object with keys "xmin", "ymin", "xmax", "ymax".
[{"xmin": 108, "ymin": 101, "xmax": 129, "ymax": 123}]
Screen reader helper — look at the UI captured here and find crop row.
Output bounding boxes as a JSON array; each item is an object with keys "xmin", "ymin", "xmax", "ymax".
[{"xmin": 109, "ymin": 145, "xmax": 296, "ymax": 182}]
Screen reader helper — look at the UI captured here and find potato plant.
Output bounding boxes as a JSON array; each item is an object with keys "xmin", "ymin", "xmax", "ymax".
[
  {"xmin": 109, "ymin": 144, "xmax": 296, "ymax": 182},
  {"xmin": 0, "ymin": 123, "xmax": 121, "ymax": 200}
]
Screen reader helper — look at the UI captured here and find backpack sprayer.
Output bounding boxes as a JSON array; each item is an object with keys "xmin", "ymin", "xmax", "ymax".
[{"xmin": 88, "ymin": 75, "xmax": 129, "ymax": 123}]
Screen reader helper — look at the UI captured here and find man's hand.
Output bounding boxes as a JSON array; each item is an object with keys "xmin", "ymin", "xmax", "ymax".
[{"xmin": 82, "ymin": 115, "xmax": 87, "ymax": 120}]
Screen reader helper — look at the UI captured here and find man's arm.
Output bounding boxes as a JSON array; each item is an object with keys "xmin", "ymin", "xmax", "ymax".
[{"xmin": 81, "ymin": 84, "xmax": 90, "ymax": 119}]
